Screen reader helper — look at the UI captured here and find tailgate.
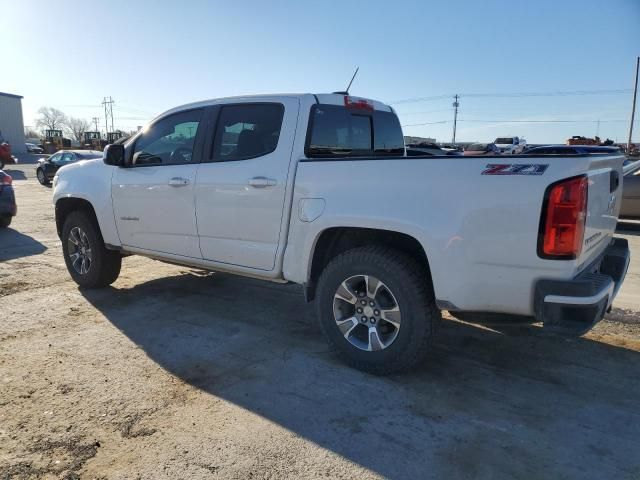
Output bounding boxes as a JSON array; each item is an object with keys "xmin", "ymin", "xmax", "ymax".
[{"xmin": 578, "ymin": 154, "xmax": 626, "ymax": 268}]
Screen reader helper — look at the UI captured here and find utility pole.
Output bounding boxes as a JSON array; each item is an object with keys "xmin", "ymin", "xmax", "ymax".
[
  {"xmin": 627, "ymin": 56, "xmax": 639, "ymax": 153},
  {"xmin": 92, "ymin": 117, "xmax": 100, "ymax": 133},
  {"xmin": 596, "ymin": 119, "xmax": 600, "ymax": 138},
  {"xmin": 102, "ymin": 96, "xmax": 115, "ymax": 134},
  {"xmin": 452, "ymin": 94, "xmax": 459, "ymax": 145}
]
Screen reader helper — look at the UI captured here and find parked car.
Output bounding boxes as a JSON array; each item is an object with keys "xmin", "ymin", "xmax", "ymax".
[
  {"xmin": 463, "ymin": 143, "xmax": 501, "ymax": 155},
  {"xmin": 26, "ymin": 143, "xmax": 44, "ymax": 154},
  {"xmin": 525, "ymin": 145, "xmax": 622, "ymax": 155},
  {"xmin": 0, "ymin": 171, "xmax": 16, "ymax": 228},
  {"xmin": 52, "ymin": 93, "xmax": 629, "ymax": 374},
  {"xmin": 620, "ymin": 160, "xmax": 640, "ymax": 219},
  {"xmin": 406, "ymin": 143, "xmax": 461, "ymax": 156},
  {"xmin": 494, "ymin": 136, "xmax": 527, "ymax": 154},
  {"xmin": 36, "ymin": 150, "xmax": 102, "ymax": 185}
]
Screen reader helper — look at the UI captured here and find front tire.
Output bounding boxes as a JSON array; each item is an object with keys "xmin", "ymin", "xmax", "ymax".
[
  {"xmin": 61, "ymin": 211, "xmax": 121, "ymax": 288},
  {"xmin": 36, "ymin": 168, "xmax": 49, "ymax": 185},
  {"xmin": 315, "ymin": 246, "xmax": 440, "ymax": 374}
]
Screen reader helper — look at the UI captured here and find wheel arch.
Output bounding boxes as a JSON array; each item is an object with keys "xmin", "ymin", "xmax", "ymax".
[
  {"xmin": 304, "ymin": 226, "xmax": 433, "ymax": 302},
  {"xmin": 55, "ymin": 197, "xmax": 100, "ymax": 239}
]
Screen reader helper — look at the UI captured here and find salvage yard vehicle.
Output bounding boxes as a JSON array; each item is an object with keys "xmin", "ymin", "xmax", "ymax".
[
  {"xmin": 463, "ymin": 143, "xmax": 501, "ymax": 155},
  {"xmin": 0, "ymin": 171, "xmax": 16, "ymax": 228},
  {"xmin": 494, "ymin": 136, "xmax": 526, "ymax": 154},
  {"xmin": 0, "ymin": 142, "xmax": 17, "ymax": 170},
  {"xmin": 620, "ymin": 160, "xmax": 640, "ymax": 219},
  {"xmin": 52, "ymin": 93, "xmax": 630, "ymax": 374},
  {"xmin": 37, "ymin": 150, "xmax": 102, "ymax": 185},
  {"xmin": 525, "ymin": 145, "xmax": 621, "ymax": 155},
  {"xmin": 26, "ymin": 142, "xmax": 44, "ymax": 154}
]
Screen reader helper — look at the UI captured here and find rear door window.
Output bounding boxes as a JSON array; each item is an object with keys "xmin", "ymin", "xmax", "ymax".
[{"xmin": 211, "ymin": 104, "xmax": 284, "ymax": 161}]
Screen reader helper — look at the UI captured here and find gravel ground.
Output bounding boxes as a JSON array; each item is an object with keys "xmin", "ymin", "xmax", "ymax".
[{"xmin": 1, "ymin": 163, "xmax": 640, "ymax": 480}]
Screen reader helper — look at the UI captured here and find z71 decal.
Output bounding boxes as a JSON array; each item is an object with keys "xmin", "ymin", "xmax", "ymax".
[{"xmin": 481, "ymin": 164, "xmax": 549, "ymax": 176}]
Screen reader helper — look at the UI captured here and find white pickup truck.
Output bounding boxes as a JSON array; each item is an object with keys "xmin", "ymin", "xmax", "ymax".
[
  {"xmin": 495, "ymin": 136, "xmax": 527, "ymax": 154},
  {"xmin": 52, "ymin": 93, "xmax": 630, "ymax": 374}
]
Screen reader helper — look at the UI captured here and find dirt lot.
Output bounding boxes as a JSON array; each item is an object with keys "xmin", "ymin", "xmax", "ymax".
[{"xmin": 1, "ymin": 162, "xmax": 640, "ymax": 480}]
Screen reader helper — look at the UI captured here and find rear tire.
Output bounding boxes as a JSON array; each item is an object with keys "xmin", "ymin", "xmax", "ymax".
[
  {"xmin": 315, "ymin": 246, "xmax": 440, "ymax": 374},
  {"xmin": 61, "ymin": 211, "xmax": 121, "ymax": 288},
  {"xmin": 36, "ymin": 168, "xmax": 49, "ymax": 185},
  {"xmin": 0, "ymin": 215, "xmax": 11, "ymax": 228}
]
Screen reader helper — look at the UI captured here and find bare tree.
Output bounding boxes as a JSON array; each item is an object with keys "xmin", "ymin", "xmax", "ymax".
[
  {"xmin": 24, "ymin": 127, "xmax": 40, "ymax": 139},
  {"xmin": 35, "ymin": 107, "xmax": 67, "ymax": 131},
  {"xmin": 65, "ymin": 117, "xmax": 91, "ymax": 144}
]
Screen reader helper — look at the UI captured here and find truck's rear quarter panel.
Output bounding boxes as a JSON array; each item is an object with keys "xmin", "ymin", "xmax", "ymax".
[{"xmin": 284, "ymin": 154, "xmax": 625, "ymax": 316}]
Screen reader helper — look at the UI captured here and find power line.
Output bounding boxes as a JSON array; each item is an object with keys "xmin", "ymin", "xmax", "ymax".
[
  {"xmin": 458, "ymin": 118, "xmax": 628, "ymax": 123},
  {"xmin": 102, "ymin": 96, "xmax": 115, "ymax": 133},
  {"xmin": 401, "ymin": 118, "xmax": 627, "ymax": 127},
  {"xmin": 390, "ymin": 88, "xmax": 632, "ymax": 105},
  {"xmin": 628, "ymin": 56, "xmax": 639, "ymax": 151},
  {"xmin": 401, "ymin": 120, "xmax": 450, "ymax": 127},
  {"xmin": 452, "ymin": 95, "xmax": 459, "ymax": 144}
]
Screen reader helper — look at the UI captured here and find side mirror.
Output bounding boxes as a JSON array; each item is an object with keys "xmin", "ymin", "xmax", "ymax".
[{"xmin": 103, "ymin": 144, "xmax": 126, "ymax": 167}]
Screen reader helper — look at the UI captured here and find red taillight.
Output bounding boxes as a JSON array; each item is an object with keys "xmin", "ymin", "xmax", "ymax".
[
  {"xmin": 0, "ymin": 173, "xmax": 12, "ymax": 186},
  {"xmin": 539, "ymin": 176, "xmax": 588, "ymax": 259},
  {"xmin": 344, "ymin": 95, "xmax": 374, "ymax": 112}
]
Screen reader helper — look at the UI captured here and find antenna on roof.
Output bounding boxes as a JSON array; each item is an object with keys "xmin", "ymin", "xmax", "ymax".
[
  {"xmin": 346, "ymin": 67, "xmax": 359, "ymax": 94},
  {"xmin": 334, "ymin": 67, "xmax": 360, "ymax": 95}
]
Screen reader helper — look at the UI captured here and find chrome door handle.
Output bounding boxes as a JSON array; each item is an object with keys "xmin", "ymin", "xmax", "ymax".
[
  {"xmin": 168, "ymin": 177, "xmax": 190, "ymax": 187},
  {"xmin": 248, "ymin": 176, "xmax": 277, "ymax": 188}
]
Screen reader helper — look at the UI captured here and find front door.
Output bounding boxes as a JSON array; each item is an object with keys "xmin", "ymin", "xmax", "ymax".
[
  {"xmin": 195, "ymin": 99, "xmax": 299, "ymax": 270},
  {"xmin": 112, "ymin": 108, "xmax": 205, "ymax": 258}
]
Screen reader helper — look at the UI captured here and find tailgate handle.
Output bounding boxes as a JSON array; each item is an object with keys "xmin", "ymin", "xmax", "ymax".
[{"xmin": 610, "ymin": 171, "xmax": 620, "ymax": 192}]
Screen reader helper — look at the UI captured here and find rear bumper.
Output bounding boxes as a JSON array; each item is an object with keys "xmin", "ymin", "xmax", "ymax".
[{"xmin": 534, "ymin": 237, "xmax": 630, "ymax": 335}]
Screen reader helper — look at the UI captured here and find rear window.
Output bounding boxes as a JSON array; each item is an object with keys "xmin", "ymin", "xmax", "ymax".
[
  {"xmin": 495, "ymin": 137, "xmax": 514, "ymax": 144},
  {"xmin": 305, "ymin": 105, "xmax": 404, "ymax": 158}
]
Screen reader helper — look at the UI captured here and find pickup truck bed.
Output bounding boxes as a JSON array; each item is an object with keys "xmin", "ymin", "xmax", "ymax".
[{"xmin": 52, "ymin": 92, "xmax": 630, "ymax": 374}]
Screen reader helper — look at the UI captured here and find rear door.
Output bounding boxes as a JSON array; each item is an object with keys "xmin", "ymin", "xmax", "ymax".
[
  {"xmin": 112, "ymin": 108, "xmax": 205, "ymax": 258},
  {"xmin": 194, "ymin": 99, "xmax": 299, "ymax": 270}
]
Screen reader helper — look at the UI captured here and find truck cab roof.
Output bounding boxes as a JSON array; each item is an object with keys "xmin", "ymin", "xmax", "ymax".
[{"xmin": 160, "ymin": 93, "xmax": 394, "ymax": 121}]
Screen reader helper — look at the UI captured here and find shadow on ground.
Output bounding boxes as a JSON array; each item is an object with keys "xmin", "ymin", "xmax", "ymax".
[
  {"xmin": 2, "ymin": 169, "xmax": 27, "ymax": 180},
  {"xmin": 82, "ymin": 272, "xmax": 640, "ymax": 479},
  {"xmin": 0, "ymin": 228, "xmax": 47, "ymax": 261}
]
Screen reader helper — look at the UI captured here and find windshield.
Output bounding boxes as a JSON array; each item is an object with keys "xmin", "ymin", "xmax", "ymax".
[{"xmin": 494, "ymin": 137, "xmax": 514, "ymax": 144}]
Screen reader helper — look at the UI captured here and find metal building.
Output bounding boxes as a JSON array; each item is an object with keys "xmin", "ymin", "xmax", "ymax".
[{"xmin": 0, "ymin": 92, "xmax": 26, "ymax": 153}]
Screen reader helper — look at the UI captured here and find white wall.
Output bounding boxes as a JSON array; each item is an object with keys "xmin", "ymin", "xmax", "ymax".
[{"xmin": 0, "ymin": 94, "xmax": 26, "ymax": 153}]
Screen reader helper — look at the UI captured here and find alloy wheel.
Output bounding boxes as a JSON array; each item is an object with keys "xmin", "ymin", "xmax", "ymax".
[
  {"xmin": 67, "ymin": 226, "xmax": 92, "ymax": 274},
  {"xmin": 332, "ymin": 274, "xmax": 401, "ymax": 351}
]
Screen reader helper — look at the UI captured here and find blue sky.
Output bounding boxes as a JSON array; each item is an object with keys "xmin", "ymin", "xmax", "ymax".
[{"xmin": 4, "ymin": 0, "xmax": 639, "ymax": 143}]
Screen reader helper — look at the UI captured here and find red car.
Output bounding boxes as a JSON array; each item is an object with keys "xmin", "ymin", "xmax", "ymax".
[
  {"xmin": 463, "ymin": 143, "xmax": 501, "ymax": 156},
  {"xmin": 0, "ymin": 142, "xmax": 18, "ymax": 169}
]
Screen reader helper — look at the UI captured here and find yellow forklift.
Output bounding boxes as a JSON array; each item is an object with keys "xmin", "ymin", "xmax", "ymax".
[
  {"xmin": 106, "ymin": 131, "xmax": 124, "ymax": 144},
  {"xmin": 42, "ymin": 130, "xmax": 71, "ymax": 154},
  {"xmin": 82, "ymin": 131, "xmax": 105, "ymax": 151}
]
